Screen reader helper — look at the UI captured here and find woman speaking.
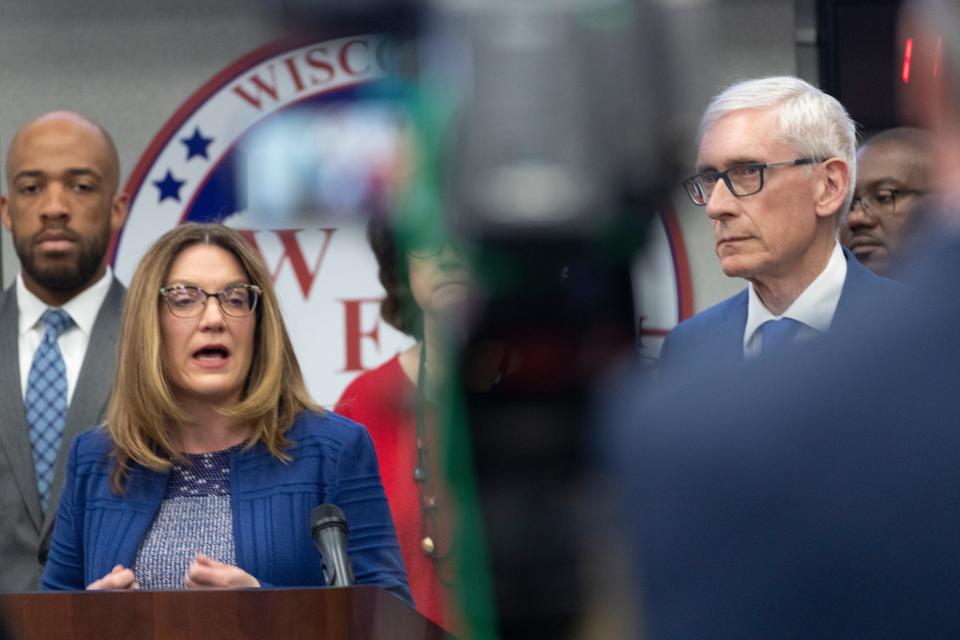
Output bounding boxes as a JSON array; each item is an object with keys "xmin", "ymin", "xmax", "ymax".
[{"xmin": 41, "ymin": 223, "xmax": 410, "ymax": 602}]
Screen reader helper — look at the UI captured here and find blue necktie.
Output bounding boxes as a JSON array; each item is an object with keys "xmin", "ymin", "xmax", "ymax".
[
  {"xmin": 759, "ymin": 317, "xmax": 805, "ymax": 355},
  {"xmin": 25, "ymin": 308, "xmax": 73, "ymax": 512}
]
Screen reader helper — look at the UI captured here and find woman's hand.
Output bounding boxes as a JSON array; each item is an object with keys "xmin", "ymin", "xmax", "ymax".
[
  {"xmin": 86, "ymin": 564, "xmax": 140, "ymax": 590},
  {"xmin": 184, "ymin": 553, "xmax": 260, "ymax": 589}
]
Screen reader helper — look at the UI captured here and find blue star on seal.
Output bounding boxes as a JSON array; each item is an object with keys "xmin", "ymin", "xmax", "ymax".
[
  {"xmin": 154, "ymin": 170, "xmax": 185, "ymax": 203},
  {"xmin": 181, "ymin": 127, "xmax": 214, "ymax": 161}
]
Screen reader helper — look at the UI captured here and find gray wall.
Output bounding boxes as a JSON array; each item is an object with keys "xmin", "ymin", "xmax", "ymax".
[
  {"xmin": 663, "ymin": 0, "xmax": 800, "ymax": 313},
  {"xmin": 0, "ymin": 0, "xmax": 801, "ymax": 314},
  {"xmin": 0, "ymin": 0, "xmax": 288, "ymax": 286}
]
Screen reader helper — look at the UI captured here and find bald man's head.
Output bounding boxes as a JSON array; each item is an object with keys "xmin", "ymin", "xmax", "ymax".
[
  {"xmin": 0, "ymin": 111, "xmax": 128, "ymax": 305},
  {"xmin": 5, "ymin": 111, "xmax": 121, "ymax": 194}
]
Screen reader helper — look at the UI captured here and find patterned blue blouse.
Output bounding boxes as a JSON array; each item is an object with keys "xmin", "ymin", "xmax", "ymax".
[{"xmin": 132, "ymin": 446, "xmax": 239, "ymax": 590}]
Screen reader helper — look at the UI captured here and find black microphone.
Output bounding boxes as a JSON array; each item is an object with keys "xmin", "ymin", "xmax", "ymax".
[{"xmin": 310, "ymin": 504, "xmax": 355, "ymax": 587}]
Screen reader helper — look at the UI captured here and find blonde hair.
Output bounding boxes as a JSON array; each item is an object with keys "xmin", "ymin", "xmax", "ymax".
[{"xmin": 107, "ymin": 223, "xmax": 319, "ymax": 492}]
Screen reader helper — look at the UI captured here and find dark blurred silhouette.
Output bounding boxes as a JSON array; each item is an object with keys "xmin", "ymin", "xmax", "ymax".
[{"xmin": 413, "ymin": 3, "xmax": 673, "ymax": 639}]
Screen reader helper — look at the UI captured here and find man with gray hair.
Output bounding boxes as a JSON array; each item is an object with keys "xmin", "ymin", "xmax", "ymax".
[{"xmin": 659, "ymin": 76, "xmax": 897, "ymax": 375}]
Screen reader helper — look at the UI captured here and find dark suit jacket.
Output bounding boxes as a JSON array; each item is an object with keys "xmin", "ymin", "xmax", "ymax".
[
  {"xmin": 0, "ymin": 277, "xmax": 124, "ymax": 592},
  {"xmin": 608, "ymin": 232, "xmax": 960, "ymax": 639},
  {"xmin": 658, "ymin": 247, "xmax": 899, "ymax": 377}
]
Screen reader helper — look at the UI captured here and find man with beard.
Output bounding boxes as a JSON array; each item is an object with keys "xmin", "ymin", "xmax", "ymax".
[{"xmin": 0, "ymin": 111, "xmax": 127, "ymax": 591}]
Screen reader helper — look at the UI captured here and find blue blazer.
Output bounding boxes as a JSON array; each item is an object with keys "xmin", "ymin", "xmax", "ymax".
[
  {"xmin": 41, "ymin": 410, "xmax": 412, "ymax": 605},
  {"xmin": 658, "ymin": 247, "xmax": 899, "ymax": 376}
]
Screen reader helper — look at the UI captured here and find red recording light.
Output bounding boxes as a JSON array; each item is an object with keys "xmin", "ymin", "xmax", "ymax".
[
  {"xmin": 902, "ymin": 37, "xmax": 913, "ymax": 84},
  {"xmin": 934, "ymin": 36, "xmax": 942, "ymax": 78}
]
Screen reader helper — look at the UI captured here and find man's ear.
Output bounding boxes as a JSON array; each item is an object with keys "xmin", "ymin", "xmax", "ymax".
[
  {"xmin": 814, "ymin": 158, "xmax": 850, "ymax": 219},
  {"xmin": 110, "ymin": 192, "xmax": 129, "ymax": 233},
  {"xmin": 0, "ymin": 196, "xmax": 11, "ymax": 233}
]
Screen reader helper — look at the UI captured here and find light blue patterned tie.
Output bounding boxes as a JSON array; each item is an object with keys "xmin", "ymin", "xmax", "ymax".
[
  {"xmin": 25, "ymin": 308, "xmax": 73, "ymax": 512},
  {"xmin": 759, "ymin": 317, "xmax": 805, "ymax": 355}
]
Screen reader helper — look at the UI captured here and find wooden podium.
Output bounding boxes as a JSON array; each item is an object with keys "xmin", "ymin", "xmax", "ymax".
[{"xmin": 0, "ymin": 586, "xmax": 446, "ymax": 640}]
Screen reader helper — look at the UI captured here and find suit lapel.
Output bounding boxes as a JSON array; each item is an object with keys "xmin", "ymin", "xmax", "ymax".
[
  {"xmin": 833, "ymin": 247, "xmax": 892, "ymax": 330},
  {"xmin": 0, "ymin": 287, "xmax": 43, "ymax": 531},
  {"xmin": 719, "ymin": 289, "xmax": 749, "ymax": 362},
  {"xmin": 42, "ymin": 278, "xmax": 125, "ymax": 536}
]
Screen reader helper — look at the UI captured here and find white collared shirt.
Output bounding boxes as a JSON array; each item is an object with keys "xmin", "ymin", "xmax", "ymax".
[
  {"xmin": 17, "ymin": 267, "xmax": 114, "ymax": 402},
  {"xmin": 743, "ymin": 241, "xmax": 847, "ymax": 358}
]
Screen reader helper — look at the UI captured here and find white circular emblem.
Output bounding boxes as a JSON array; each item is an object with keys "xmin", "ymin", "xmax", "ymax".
[{"xmin": 115, "ymin": 35, "xmax": 692, "ymax": 404}]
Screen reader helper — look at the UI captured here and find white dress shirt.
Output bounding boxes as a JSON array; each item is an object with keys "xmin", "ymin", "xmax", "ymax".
[
  {"xmin": 17, "ymin": 267, "xmax": 114, "ymax": 403},
  {"xmin": 743, "ymin": 241, "xmax": 847, "ymax": 358}
]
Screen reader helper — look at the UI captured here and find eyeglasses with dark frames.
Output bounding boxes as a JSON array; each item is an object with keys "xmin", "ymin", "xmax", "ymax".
[
  {"xmin": 159, "ymin": 284, "xmax": 262, "ymax": 318},
  {"xmin": 406, "ymin": 236, "xmax": 469, "ymax": 260},
  {"xmin": 849, "ymin": 188, "xmax": 926, "ymax": 217},
  {"xmin": 683, "ymin": 158, "xmax": 821, "ymax": 206},
  {"xmin": 407, "ymin": 241, "xmax": 445, "ymax": 260}
]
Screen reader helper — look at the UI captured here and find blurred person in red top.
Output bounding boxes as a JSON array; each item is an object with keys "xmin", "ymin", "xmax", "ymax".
[{"xmin": 336, "ymin": 221, "xmax": 503, "ymax": 632}]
